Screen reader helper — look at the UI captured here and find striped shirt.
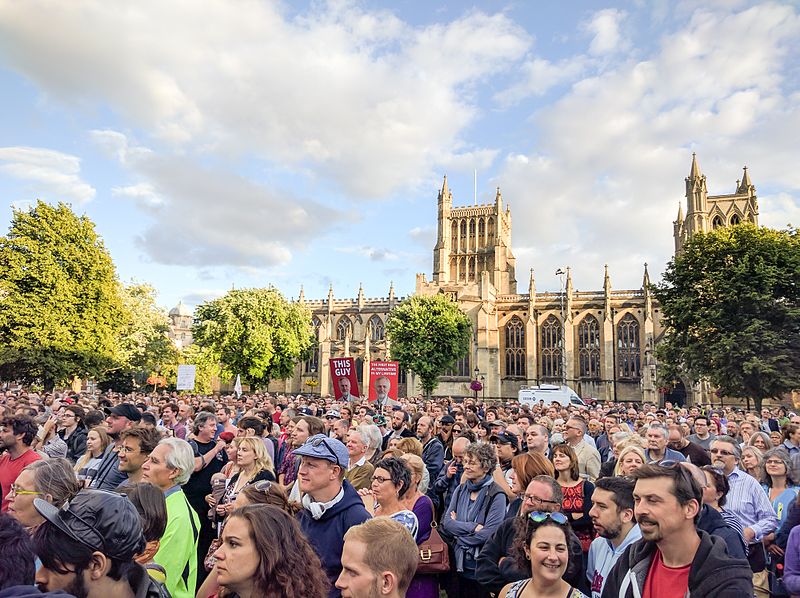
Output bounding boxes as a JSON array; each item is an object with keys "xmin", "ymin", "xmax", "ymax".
[{"xmin": 726, "ymin": 467, "xmax": 778, "ymax": 542}]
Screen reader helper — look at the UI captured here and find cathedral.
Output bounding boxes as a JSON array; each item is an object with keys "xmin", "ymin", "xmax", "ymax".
[{"xmin": 169, "ymin": 155, "xmax": 758, "ymax": 404}]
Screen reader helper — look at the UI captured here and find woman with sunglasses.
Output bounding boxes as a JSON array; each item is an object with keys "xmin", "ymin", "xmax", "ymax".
[
  {"xmin": 552, "ymin": 444, "xmax": 595, "ymax": 553},
  {"xmin": 500, "ymin": 511, "xmax": 589, "ymax": 598}
]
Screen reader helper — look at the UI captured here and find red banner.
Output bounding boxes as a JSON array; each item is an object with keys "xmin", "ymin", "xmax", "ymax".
[
  {"xmin": 330, "ymin": 357, "xmax": 361, "ymax": 402},
  {"xmin": 369, "ymin": 361, "xmax": 399, "ymax": 406}
]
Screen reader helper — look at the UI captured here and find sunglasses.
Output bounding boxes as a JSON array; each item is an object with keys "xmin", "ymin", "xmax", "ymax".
[
  {"xmin": 309, "ymin": 437, "xmax": 341, "ymax": 466},
  {"xmin": 528, "ymin": 511, "xmax": 568, "ymax": 525},
  {"xmin": 253, "ymin": 480, "xmax": 273, "ymax": 493},
  {"xmin": 709, "ymin": 448, "xmax": 735, "ymax": 457}
]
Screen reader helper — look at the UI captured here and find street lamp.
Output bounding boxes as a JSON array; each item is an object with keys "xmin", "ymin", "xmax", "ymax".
[
  {"xmin": 555, "ymin": 268, "xmax": 567, "ymax": 388},
  {"xmin": 471, "ymin": 367, "xmax": 482, "ymax": 401}
]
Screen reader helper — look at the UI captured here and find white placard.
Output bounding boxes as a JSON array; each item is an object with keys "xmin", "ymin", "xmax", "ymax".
[{"xmin": 176, "ymin": 365, "xmax": 196, "ymax": 390}]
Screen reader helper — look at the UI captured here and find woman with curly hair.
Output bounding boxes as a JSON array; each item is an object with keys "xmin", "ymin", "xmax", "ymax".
[
  {"xmin": 212, "ymin": 504, "xmax": 329, "ymax": 598},
  {"xmin": 499, "ymin": 511, "xmax": 589, "ymax": 598}
]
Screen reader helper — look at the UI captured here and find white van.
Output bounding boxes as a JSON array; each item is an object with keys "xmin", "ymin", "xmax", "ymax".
[{"xmin": 518, "ymin": 384, "xmax": 586, "ymax": 408}]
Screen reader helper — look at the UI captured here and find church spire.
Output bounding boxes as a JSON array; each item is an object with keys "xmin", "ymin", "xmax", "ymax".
[
  {"xmin": 676, "ymin": 201, "xmax": 684, "ymax": 223},
  {"xmin": 603, "ymin": 265, "xmax": 612, "ymax": 321},
  {"xmin": 298, "ymin": 285, "xmax": 305, "ymax": 303},
  {"xmin": 689, "ymin": 152, "xmax": 701, "ymax": 179},
  {"xmin": 642, "ymin": 262, "xmax": 651, "ymax": 288},
  {"xmin": 388, "ymin": 280, "xmax": 395, "ymax": 302},
  {"xmin": 495, "ymin": 187, "xmax": 503, "ymax": 212},
  {"xmin": 738, "ymin": 166, "xmax": 753, "ymax": 194},
  {"xmin": 357, "ymin": 283, "xmax": 365, "ymax": 309}
]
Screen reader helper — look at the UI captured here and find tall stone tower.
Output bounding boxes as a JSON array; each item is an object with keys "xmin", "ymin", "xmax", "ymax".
[
  {"xmin": 429, "ymin": 175, "xmax": 517, "ymax": 294},
  {"xmin": 674, "ymin": 154, "xmax": 759, "ymax": 253}
]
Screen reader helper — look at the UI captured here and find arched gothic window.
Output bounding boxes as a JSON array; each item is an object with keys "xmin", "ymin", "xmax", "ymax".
[
  {"xmin": 505, "ymin": 316, "xmax": 526, "ymax": 378},
  {"xmin": 540, "ymin": 315, "xmax": 562, "ymax": 381},
  {"xmin": 617, "ymin": 314, "xmax": 640, "ymax": 379},
  {"xmin": 368, "ymin": 315, "xmax": 384, "ymax": 341},
  {"xmin": 460, "ymin": 220, "xmax": 467, "ymax": 237},
  {"xmin": 712, "ymin": 215, "xmax": 723, "ymax": 229},
  {"xmin": 478, "ymin": 218, "xmax": 485, "ymax": 237},
  {"xmin": 730, "ymin": 214, "xmax": 741, "ymax": 225},
  {"xmin": 336, "ymin": 317, "xmax": 352, "ymax": 341},
  {"xmin": 578, "ymin": 315, "xmax": 601, "ymax": 378}
]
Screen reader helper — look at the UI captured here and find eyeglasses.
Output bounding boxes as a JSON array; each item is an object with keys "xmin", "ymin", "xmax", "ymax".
[
  {"xmin": 765, "ymin": 459, "xmax": 785, "ymax": 465},
  {"xmin": 564, "ymin": 425, "xmax": 582, "ymax": 432},
  {"xmin": 9, "ymin": 485, "xmax": 41, "ymax": 497},
  {"xmin": 371, "ymin": 475, "xmax": 391, "ymax": 484},
  {"xmin": 309, "ymin": 437, "xmax": 341, "ymax": 466},
  {"xmin": 117, "ymin": 446, "xmax": 140, "ymax": 454},
  {"xmin": 528, "ymin": 511, "xmax": 568, "ymax": 524},
  {"xmin": 709, "ymin": 448, "xmax": 734, "ymax": 456},
  {"xmin": 523, "ymin": 494, "xmax": 561, "ymax": 506}
]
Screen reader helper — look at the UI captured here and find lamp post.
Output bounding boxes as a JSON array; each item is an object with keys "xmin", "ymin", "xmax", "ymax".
[
  {"xmin": 480, "ymin": 375, "xmax": 485, "ymax": 401},
  {"xmin": 473, "ymin": 366, "xmax": 480, "ymax": 401},
  {"xmin": 555, "ymin": 268, "xmax": 567, "ymax": 388}
]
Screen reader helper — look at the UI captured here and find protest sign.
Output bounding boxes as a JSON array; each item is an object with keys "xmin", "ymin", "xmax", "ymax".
[
  {"xmin": 176, "ymin": 365, "xmax": 196, "ymax": 391},
  {"xmin": 368, "ymin": 361, "xmax": 399, "ymax": 407},
  {"xmin": 330, "ymin": 357, "xmax": 360, "ymax": 402}
]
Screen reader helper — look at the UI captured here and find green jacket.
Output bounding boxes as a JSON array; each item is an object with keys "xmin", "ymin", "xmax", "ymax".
[{"xmin": 153, "ymin": 487, "xmax": 199, "ymax": 598}]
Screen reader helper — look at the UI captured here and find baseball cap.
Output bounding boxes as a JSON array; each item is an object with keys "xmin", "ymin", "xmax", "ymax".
[
  {"xmin": 293, "ymin": 434, "xmax": 349, "ymax": 468},
  {"xmin": 440, "ymin": 415, "xmax": 455, "ymax": 425},
  {"xmin": 325, "ymin": 409, "xmax": 341, "ymax": 419},
  {"xmin": 34, "ymin": 489, "xmax": 145, "ymax": 560},
  {"xmin": 298, "ymin": 407, "xmax": 313, "ymax": 416},
  {"xmin": 490, "ymin": 430, "xmax": 519, "ymax": 449},
  {"xmin": 108, "ymin": 403, "xmax": 142, "ymax": 422}
]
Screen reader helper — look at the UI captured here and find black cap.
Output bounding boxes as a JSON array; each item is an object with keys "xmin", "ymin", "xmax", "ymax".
[
  {"xmin": 490, "ymin": 430, "xmax": 519, "ymax": 449},
  {"xmin": 108, "ymin": 403, "xmax": 142, "ymax": 422},
  {"xmin": 440, "ymin": 415, "xmax": 455, "ymax": 425},
  {"xmin": 34, "ymin": 489, "xmax": 145, "ymax": 560}
]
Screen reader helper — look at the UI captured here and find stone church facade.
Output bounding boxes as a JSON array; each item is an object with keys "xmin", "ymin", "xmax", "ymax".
[{"xmin": 170, "ymin": 156, "xmax": 758, "ymax": 404}]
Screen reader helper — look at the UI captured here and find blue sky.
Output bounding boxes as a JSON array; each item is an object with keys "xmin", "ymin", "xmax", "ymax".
[{"xmin": 1, "ymin": 0, "xmax": 798, "ymax": 312}]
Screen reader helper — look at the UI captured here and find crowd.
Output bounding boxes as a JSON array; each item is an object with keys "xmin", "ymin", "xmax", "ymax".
[{"xmin": 2, "ymin": 388, "xmax": 800, "ymax": 597}]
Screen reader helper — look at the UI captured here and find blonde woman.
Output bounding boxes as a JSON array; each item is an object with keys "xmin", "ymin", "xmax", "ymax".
[
  {"xmin": 214, "ymin": 436, "xmax": 275, "ymax": 519},
  {"xmin": 741, "ymin": 445, "xmax": 765, "ymax": 481},
  {"xmin": 614, "ymin": 445, "xmax": 646, "ymax": 477},
  {"xmin": 73, "ymin": 426, "xmax": 111, "ymax": 486}
]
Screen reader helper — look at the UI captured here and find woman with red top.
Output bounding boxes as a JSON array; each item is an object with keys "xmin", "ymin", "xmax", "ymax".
[{"xmin": 552, "ymin": 443, "xmax": 595, "ymax": 553}]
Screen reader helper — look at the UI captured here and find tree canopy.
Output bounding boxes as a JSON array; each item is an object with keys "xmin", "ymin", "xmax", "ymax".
[
  {"xmin": 192, "ymin": 287, "xmax": 314, "ymax": 389},
  {"xmin": 386, "ymin": 293, "xmax": 472, "ymax": 397},
  {"xmin": 0, "ymin": 201, "xmax": 126, "ymax": 388},
  {"xmin": 654, "ymin": 223, "xmax": 800, "ymax": 410}
]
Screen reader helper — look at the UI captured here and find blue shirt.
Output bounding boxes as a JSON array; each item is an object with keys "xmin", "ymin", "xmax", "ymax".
[{"xmin": 727, "ymin": 467, "xmax": 778, "ymax": 542}]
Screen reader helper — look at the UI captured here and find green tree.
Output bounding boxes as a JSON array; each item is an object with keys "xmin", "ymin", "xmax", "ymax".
[
  {"xmin": 161, "ymin": 344, "xmax": 220, "ymax": 395},
  {"xmin": 192, "ymin": 287, "xmax": 313, "ymax": 389},
  {"xmin": 654, "ymin": 224, "xmax": 800, "ymax": 410},
  {"xmin": 0, "ymin": 201, "xmax": 126, "ymax": 389},
  {"xmin": 386, "ymin": 294, "xmax": 472, "ymax": 398},
  {"xmin": 99, "ymin": 282, "xmax": 180, "ymax": 392}
]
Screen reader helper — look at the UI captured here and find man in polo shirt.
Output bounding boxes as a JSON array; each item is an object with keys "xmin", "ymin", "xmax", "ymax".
[
  {"xmin": 90, "ymin": 403, "xmax": 141, "ymax": 490},
  {"xmin": 0, "ymin": 415, "xmax": 41, "ymax": 512}
]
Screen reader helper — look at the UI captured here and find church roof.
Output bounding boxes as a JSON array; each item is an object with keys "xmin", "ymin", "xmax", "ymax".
[{"xmin": 169, "ymin": 300, "xmax": 192, "ymax": 317}]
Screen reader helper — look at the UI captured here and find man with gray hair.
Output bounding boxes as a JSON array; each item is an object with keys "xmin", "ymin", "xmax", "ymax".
[
  {"xmin": 564, "ymin": 415, "xmax": 601, "ymax": 481},
  {"xmin": 345, "ymin": 425, "xmax": 375, "ymax": 490},
  {"xmin": 142, "ymin": 437, "xmax": 200, "ymax": 598},
  {"xmin": 644, "ymin": 422, "xmax": 686, "ymax": 464}
]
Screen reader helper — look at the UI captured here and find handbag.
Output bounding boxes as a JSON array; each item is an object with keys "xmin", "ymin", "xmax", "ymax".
[{"xmin": 416, "ymin": 521, "xmax": 450, "ymax": 574}]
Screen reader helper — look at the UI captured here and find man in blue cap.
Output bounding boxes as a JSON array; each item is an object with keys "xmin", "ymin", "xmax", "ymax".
[{"xmin": 294, "ymin": 434, "xmax": 371, "ymax": 598}]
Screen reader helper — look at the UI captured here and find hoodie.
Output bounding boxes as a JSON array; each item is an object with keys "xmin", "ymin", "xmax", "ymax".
[
  {"xmin": 586, "ymin": 525, "xmax": 642, "ymax": 598},
  {"xmin": 600, "ymin": 530, "xmax": 753, "ymax": 598},
  {"xmin": 296, "ymin": 480, "xmax": 371, "ymax": 598}
]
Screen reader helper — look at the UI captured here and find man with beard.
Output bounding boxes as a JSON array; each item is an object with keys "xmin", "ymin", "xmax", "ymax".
[
  {"xmin": 0, "ymin": 415, "xmax": 41, "ymax": 512},
  {"xmin": 32, "ymin": 489, "xmax": 170, "ymax": 597},
  {"xmin": 476, "ymin": 475, "xmax": 587, "ymax": 595},
  {"xmin": 600, "ymin": 464, "xmax": 753, "ymax": 598},
  {"xmin": 586, "ymin": 476, "xmax": 641, "ymax": 598},
  {"xmin": 381, "ymin": 410, "xmax": 414, "ymax": 450},
  {"xmin": 90, "ymin": 404, "xmax": 141, "ymax": 491}
]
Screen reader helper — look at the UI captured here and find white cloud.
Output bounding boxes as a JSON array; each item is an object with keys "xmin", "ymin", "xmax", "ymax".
[
  {"xmin": 335, "ymin": 246, "xmax": 400, "ymax": 262},
  {"xmin": 583, "ymin": 9, "xmax": 629, "ymax": 56},
  {"xmin": 0, "ymin": 146, "xmax": 95, "ymax": 203},
  {"xmin": 0, "ymin": 2, "xmax": 530, "ymax": 199},
  {"xmin": 97, "ymin": 131, "xmax": 347, "ymax": 268},
  {"xmin": 498, "ymin": 2, "xmax": 800, "ymax": 291}
]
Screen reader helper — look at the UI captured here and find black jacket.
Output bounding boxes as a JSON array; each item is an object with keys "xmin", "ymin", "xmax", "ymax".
[
  {"xmin": 476, "ymin": 515, "xmax": 587, "ymax": 595},
  {"xmin": 58, "ymin": 426, "xmax": 87, "ymax": 463},
  {"xmin": 600, "ymin": 530, "xmax": 753, "ymax": 598},
  {"xmin": 129, "ymin": 563, "xmax": 171, "ymax": 598},
  {"xmin": 696, "ymin": 504, "xmax": 746, "ymax": 560},
  {"xmin": 381, "ymin": 428, "xmax": 414, "ymax": 451}
]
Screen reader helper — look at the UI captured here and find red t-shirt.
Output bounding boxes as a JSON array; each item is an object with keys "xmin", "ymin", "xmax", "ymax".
[
  {"xmin": 0, "ymin": 449, "xmax": 42, "ymax": 511},
  {"xmin": 642, "ymin": 548, "xmax": 691, "ymax": 598}
]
